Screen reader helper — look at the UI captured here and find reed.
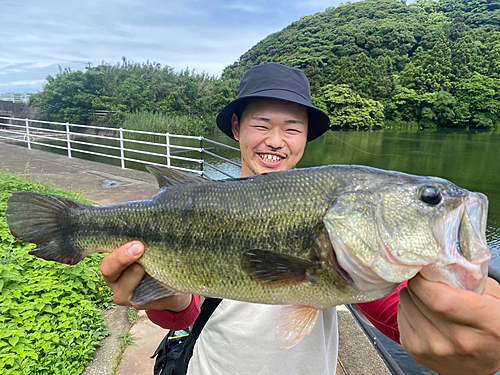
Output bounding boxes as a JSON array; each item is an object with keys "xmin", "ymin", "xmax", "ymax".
[
  {"xmin": 120, "ymin": 111, "xmax": 213, "ymax": 135},
  {"xmin": 91, "ymin": 110, "xmax": 217, "ymax": 136}
]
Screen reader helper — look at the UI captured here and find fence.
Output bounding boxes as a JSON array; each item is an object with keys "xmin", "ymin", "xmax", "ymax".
[
  {"xmin": 0, "ymin": 93, "xmax": 30, "ymax": 104},
  {"xmin": 0, "ymin": 116, "xmax": 241, "ymax": 180}
]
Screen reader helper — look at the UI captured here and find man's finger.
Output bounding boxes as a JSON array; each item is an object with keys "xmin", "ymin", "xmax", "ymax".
[
  {"xmin": 100, "ymin": 241, "xmax": 144, "ymax": 282},
  {"xmin": 111, "ymin": 263, "xmax": 146, "ymax": 306},
  {"xmin": 407, "ymin": 274, "xmax": 486, "ymax": 328}
]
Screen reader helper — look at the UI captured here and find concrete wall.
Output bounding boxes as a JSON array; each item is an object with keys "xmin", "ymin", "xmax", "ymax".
[{"xmin": 0, "ymin": 101, "xmax": 41, "ymax": 122}]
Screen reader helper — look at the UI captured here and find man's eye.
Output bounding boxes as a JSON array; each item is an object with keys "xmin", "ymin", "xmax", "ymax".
[{"xmin": 287, "ymin": 128, "xmax": 301, "ymax": 134}]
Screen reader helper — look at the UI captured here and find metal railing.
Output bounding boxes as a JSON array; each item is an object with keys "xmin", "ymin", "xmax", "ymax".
[
  {"xmin": 0, "ymin": 116, "xmax": 241, "ymax": 179},
  {"xmin": 0, "ymin": 93, "xmax": 30, "ymax": 103}
]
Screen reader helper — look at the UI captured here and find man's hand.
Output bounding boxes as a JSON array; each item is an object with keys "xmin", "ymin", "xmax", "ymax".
[
  {"xmin": 100, "ymin": 241, "xmax": 192, "ymax": 312},
  {"xmin": 398, "ymin": 274, "xmax": 500, "ymax": 375}
]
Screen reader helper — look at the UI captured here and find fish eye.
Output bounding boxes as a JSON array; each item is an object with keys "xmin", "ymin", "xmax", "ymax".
[{"xmin": 419, "ymin": 185, "xmax": 442, "ymax": 205}]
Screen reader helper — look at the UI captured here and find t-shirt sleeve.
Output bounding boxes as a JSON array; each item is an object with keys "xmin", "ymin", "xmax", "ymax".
[
  {"xmin": 146, "ymin": 295, "xmax": 201, "ymax": 330},
  {"xmin": 355, "ymin": 282, "xmax": 407, "ymax": 345}
]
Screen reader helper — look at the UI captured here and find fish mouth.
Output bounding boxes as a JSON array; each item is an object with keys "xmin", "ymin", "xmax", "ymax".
[{"xmin": 421, "ymin": 192, "xmax": 491, "ymax": 294}]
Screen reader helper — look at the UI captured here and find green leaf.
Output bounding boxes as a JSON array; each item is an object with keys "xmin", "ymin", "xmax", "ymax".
[{"xmin": 8, "ymin": 336, "xmax": 19, "ymax": 347}]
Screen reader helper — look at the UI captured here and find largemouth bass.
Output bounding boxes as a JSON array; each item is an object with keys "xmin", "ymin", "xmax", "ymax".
[{"xmin": 6, "ymin": 165, "xmax": 491, "ymax": 348}]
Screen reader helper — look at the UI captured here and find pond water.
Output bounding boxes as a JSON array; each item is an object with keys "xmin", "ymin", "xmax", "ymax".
[{"xmin": 38, "ymin": 127, "xmax": 500, "ymax": 374}]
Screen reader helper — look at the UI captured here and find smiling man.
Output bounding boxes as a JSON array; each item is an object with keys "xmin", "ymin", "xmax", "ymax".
[
  {"xmin": 231, "ymin": 98, "xmax": 308, "ymax": 176},
  {"xmin": 100, "ymin": 63, "xmax": 500, "ymax": 375},
  {"xmin": 214, "ymin": 62, "xmax": 330, "ymax": 178}
]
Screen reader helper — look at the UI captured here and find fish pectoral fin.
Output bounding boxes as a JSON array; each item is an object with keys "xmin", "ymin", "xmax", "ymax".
[
  {"xmin": 276, "ymin": 305, "xmax": 322, "ymax": 349},
  {"xmin": 130, "ymin": 273, "xmax": 177, "ymax": 306},
  {"xmin": 241, "ymin": 249, "xmax": 320, "ymax": 288},
  {"xmin": 146, "ymin": 165, "xmax": 210, "ymax": 189}
]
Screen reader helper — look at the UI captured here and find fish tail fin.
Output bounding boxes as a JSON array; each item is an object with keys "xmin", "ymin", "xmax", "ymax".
[{"xmin": 6, "ymin": 191, "xmax": 87, "ymax": 265}]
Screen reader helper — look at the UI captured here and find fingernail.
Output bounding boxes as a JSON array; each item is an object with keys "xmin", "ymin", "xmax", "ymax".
[{"xmin": 127, "ymin": 243, "xmax": 143, "ymax": 257}]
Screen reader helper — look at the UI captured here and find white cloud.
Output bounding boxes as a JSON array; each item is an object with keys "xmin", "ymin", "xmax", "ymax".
[
  {"xmin": 222, "ymin": 1, "xmax": 266, "ymax": 13},
  {"xmin": 0, "ymin": 0, "xmax": 347, "ymax": 92},
  {"xmin": 0, "ymin": 80, "xmax": 47, "ymax": 88}
]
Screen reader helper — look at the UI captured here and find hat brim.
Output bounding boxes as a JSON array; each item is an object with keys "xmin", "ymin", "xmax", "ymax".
[{"xmin": 216, "ymin": 90, "xmax": 330, "ymax": 143}]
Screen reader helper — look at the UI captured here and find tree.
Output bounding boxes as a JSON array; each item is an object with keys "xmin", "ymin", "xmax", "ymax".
[
  {"xmin": 399, "ymin": 33, "xmax": 454, "ymax": 93},
  {"xmin": 313, "ymin": 84, "xmax": 385, "ymax": 129},
  {"xmin": 454, "ymin": 73, "xmax": 500, "ymax": 128}
]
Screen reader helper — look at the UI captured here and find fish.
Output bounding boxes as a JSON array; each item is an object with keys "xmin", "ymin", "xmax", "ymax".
[{"xmin": 5, "ymin": 165, "xmax": 491, "ymax": 349}]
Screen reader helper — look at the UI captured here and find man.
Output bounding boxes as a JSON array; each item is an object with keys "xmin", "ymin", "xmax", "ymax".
[{"xmin": 100, "ymin": 63, "xmax": 500, "ymax": 375}]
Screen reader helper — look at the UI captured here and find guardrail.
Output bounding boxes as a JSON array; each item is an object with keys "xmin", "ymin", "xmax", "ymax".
[
  {"xmin": 0, "ymin": 93, "xmax": 30, "ymax": 103},
  {"xmin": 0, "ymin": 116, "xmax": 241, "ymax": 180}
]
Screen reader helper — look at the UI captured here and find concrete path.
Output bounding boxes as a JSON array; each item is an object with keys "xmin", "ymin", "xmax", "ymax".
[{"xmin": 0, "ymin": 141, "xmax": 391, "ymax": 375}]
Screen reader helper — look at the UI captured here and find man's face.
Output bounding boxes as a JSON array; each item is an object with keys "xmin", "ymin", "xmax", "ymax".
[{"xmin": 232, "ymin": 98, "xmax": 308, "ymax": 178}]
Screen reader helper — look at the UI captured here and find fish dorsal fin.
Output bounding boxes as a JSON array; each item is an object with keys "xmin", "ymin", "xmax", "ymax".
[
  {"xmin": 276, "ymin": 305, "xmax": 322, "ymax": 349},
  {"xmin": 146, "ymin": 165, "xmax": 210, "ymax": 189}
]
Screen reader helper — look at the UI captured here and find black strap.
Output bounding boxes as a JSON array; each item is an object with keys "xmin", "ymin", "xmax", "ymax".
[
  {"xmin": 189, "ymin": 298, "xmax": 222, "ymax": 340},
  {"xmin": 154, "ymin": 298, "xmax": 222, "ymax": 375}
]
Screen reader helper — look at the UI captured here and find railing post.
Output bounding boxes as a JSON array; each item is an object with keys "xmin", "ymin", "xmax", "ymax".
[
  {"xmin": 66, "ymin": 122, "xmax": 72, "ymax": 158},
  {"xmin": 119, "ymin": 128, "xmax": 125, "ymax": 169},
  {"xmin": 25, "ymin": 118, "xmax": 31, "ymax": 149},
  {"xmin": 200, "ymin": 136, "xmax": 204, "ymax": 177},
  {"xmin": 166, "ymin": 133, "xmax": 171, "ymax": 167}
]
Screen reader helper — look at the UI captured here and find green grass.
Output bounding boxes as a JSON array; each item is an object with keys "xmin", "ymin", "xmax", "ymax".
[
  {"xmin": 93, "ymin": 110, "xmax": 215, "ymax": 136},
  {"xmin": 112, "ymin": 333, "xmax": 138, "ymax": 375},
  {"xmin": 0, "ymin": 171, "xmax": 114, "ymax": 375}
]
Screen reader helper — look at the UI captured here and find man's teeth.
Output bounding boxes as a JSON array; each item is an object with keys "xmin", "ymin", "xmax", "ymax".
[{"xmin": 261, "ymin": 154, "xmax": 281, "ymax": 163}]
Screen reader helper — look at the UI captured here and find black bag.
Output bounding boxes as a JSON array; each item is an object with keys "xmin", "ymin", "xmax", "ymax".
[{"xmin": 151, "ymin": 298, "xmax": 222, "ymax": 375}]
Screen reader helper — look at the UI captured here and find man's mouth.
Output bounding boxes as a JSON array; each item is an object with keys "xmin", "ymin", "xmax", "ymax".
[{"xmin": 259, "ymin": 153, "xmax": 283, "ymax": 164}]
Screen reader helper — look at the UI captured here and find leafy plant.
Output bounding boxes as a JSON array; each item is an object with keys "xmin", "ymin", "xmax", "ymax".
[{"xmin": 0, "ymin": 171, "xmax": 113, "ymax": 374}]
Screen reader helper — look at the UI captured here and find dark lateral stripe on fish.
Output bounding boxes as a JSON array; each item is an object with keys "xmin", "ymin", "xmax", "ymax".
[{"xmin": 8, "ymin": 192, "xmax": 324, "ymax": 266}]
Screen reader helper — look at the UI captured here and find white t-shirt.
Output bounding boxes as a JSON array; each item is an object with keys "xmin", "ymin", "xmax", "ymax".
[{"xmin": 187, "ymin": 299, "xmax": 339, "ymax": 375}]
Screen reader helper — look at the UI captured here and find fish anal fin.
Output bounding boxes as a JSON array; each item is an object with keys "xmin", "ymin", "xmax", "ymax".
[
  {"xmin": 130, "ymin": 273, "xmax": 177, "ymax": 306},
  {"xmin": 241, "ymin": 249, "xmax": 319, "ymax": 288},
  {"xmin": 146, "ymin": 165, "xmax": 209, "ymax": 189},
  {"xmin": 276, "ymin": 305, "xmax": 322, "ymax": 349}
]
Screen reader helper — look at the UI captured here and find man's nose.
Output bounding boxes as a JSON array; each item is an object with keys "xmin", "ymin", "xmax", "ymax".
[{"xmin": 265, "ymin": 128, "xmax": 285, "ymax": 149}]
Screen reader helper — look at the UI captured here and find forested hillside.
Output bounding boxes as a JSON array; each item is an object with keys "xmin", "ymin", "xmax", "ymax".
[{"xmin": 31, "ymin": 0, "xmax": 500, "ymax": 131}]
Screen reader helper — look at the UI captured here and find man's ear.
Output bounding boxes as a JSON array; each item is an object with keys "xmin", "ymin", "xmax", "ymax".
[{"xmin": 231, "ymin": 114, "xmax": 240, "ymax": 141}]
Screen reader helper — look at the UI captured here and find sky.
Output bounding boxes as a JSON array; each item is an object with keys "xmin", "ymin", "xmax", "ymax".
[{"xmin": 0, "ymin": 0, "xmax": 352, "ymax": 94}]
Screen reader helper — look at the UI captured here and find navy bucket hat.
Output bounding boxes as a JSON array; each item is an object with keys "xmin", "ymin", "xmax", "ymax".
[{"xmin": 216, "ymin": 62, "xmax": 330, "ymax": 142}]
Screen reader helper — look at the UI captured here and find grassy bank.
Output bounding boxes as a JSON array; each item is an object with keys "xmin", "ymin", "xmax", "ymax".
[
  {"xmin": 92, "ymin": 110, "xmax": 216, "ymax": 136},
  {"xmin": 0, "ymin": 172, "xmax": 113, "ymax": 375}
]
